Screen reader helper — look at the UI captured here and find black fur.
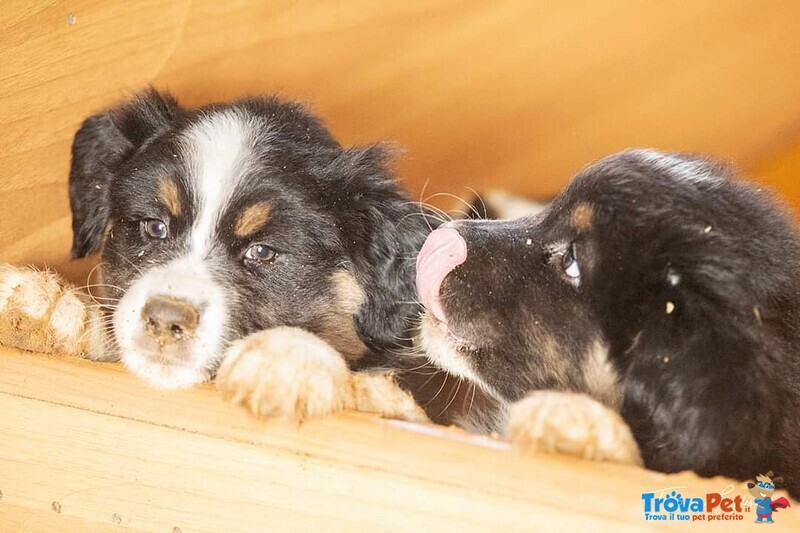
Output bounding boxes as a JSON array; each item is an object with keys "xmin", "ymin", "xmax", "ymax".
[
  {"xmin": 68, "ymin": 88, "xmax": 435, "ymax": 377},
  {"xmin": 415, "ymin": 149, "xmax": 800, "ymax": 496},
  {"xmin": 69, "ymin": 89, "xmax": 179, "ymax": 258}
]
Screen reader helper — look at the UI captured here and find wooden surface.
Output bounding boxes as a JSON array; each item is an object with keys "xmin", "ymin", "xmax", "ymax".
[
  {"xmin": 2, "ymin": 1, "xmax": 800, "ymax": 282},
  {"xmin": 0, "ymin": 346, "xmax": 795, "ymax": 531},
  {"xmin": 2, "ymin": 5, "xmax": 800, "ymax": 529}
]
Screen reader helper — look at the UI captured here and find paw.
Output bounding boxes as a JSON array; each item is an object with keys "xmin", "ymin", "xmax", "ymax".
[
  {"xmin": 347, "ymin": 372, "xmax": 428, "ymax": 423},
  {"xmin": 506, "ymin": 391, "xmax": 642, "ymax": 465},
  {"xmin": 217, "ymin": 327, "xmax": 349, "ymax": 421},
  {"xmin": 0, "ymin": 264, "xmax": 88, "ymax": 356}
]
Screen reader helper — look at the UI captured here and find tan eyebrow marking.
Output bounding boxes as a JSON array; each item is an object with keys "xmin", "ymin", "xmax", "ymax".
[
  {"xmin": 571, "ymin": 202, "xmax": 594, "ymax": 232},
  {"xmin": 235, "ymin": 201, "xmax": 272, "ymax": 237},
  {"xmin": 159, "ymin": 179, "xmax": 182, "ymax": 217}
]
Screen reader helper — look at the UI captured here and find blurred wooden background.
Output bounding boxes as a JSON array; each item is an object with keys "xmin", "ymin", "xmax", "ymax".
[{"xmin": 2, "ymin": 0, "xmax": 800, "ymax": 282}]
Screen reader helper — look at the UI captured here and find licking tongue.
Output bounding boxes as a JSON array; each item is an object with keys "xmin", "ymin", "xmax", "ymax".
[{"xmin": 415, "ymin": 228, "xmax": 468, "ymax": 323}]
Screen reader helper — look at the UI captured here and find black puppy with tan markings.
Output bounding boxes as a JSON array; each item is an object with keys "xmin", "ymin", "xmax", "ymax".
[
  {"xmin": 0, "ymin": 88, "xmax": 433, "ymax": 421},
  {"xmin": 413, "ymin": 149, "xmax": 800, "ymax": 496}
]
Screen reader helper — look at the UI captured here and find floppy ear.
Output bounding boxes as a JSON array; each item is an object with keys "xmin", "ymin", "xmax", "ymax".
[
  {"xmin": 328, "ymin": 145, "xmax": 437, "ymax": 354},
  {"xmin": 773, "ymin": 476, "xmax": 784, "ymax": 484},
  {"xmin": 69, "ymin": 88, "xmax": 179, "ymax": 257}
]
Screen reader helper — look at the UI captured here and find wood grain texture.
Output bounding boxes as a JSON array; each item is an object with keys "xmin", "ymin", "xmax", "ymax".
[
  {"xmin": 1, "ymin": 346, "xmax": 797, "ymax": 531},
  {"xmin": 2, "ymin": 1, "xmax": 800, "ymax": 283},
  {"xmin": 2, "ymin": 6, "xmax": 800, "ymax": 527}
]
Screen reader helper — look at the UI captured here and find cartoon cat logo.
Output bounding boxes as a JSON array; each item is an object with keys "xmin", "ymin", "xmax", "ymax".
[{"xmin": 747, "ymin": 471, "xmax": 792, "ymax": 524}]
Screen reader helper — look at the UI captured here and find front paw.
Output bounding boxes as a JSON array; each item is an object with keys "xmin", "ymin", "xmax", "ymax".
[
  {"xmin": 347, "ymin": 371, "xmax": 429, "ymax": 423},
  {"xmin": 0, "ymin": 264, "xmax": 87, "ymax": 356},
  {"xmin": 217, "ymin": 327, "xmax": 349, "ymax": 421},
  {"xmin": 506, "ymin": 391, "xmax": 642, "ymax": 465}
]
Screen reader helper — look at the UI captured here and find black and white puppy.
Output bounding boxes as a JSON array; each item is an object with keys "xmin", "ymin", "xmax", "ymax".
[
  {"xmin": 414, "ymin": 149, "xmax": 800, "ymax": 495},
  {"xmin": 0, "ymin": 89, "xmax": 433, "ymax": 420}
]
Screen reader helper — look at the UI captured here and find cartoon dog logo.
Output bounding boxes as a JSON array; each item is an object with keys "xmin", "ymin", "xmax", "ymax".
[{"xmin": 747, "ymin": 471, "xmax": 791, "ymax": 524}]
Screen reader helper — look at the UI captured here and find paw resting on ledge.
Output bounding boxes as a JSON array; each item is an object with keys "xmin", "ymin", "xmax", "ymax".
[
  {"xmin": 0, "ymin": 262, "xmax": 634, "ymax": 467},
  {"xmin": 217, "ymin": 327, "xmax": 350, "ymax": 421},
  {"xmin": 0, "ymin": 264, "xmax": 102, "ymax": 358},
  {"xmin": 506, "ymin": 391, "xmax": 642, "ymax": 466},
  {"xmin": 217, "ymin": 327, "xmax": 427, "ymax": 423}
]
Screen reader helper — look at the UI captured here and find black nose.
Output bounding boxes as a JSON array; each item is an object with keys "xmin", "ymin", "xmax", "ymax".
[{"xmin": 141, "ymin": 295, "xmax": 199, "ymax": 345}]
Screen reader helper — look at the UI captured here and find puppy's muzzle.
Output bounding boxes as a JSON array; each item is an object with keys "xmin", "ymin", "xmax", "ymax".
[{"xmin": 141, "ymin": 295, "xmax": 199, "ymax": 346}]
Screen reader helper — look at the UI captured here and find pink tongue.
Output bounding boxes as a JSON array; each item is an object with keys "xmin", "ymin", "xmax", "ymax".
[{"xmin": 416, "ymin": 228, "xmax": 468, "ymax": 323}]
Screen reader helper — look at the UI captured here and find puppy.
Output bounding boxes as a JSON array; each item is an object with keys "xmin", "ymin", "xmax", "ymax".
[
  {"xmin": 0, "ymin": 88, "xmax": 433, "ymax": 421},
  {"xmin": 413, "ymin": 149, "xmax": 800, "ymax": 495}
]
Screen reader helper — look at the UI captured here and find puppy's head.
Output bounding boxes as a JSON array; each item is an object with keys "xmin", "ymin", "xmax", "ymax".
[
  {"xmin": 70, "ymin": 88, "xmax": 427, "ymax": 388},
  {"xmin": 416, "ymin": 149, "xmax": 799, "ymax": 410}
]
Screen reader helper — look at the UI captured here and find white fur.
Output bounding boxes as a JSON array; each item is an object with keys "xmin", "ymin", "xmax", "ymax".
[
  {"xmin": 114, "ymin": 256, "xmax": 227, "ymax": 388},
  {"xmin": 628, "ymin": 148, "xmax": 721, "ymax": 185},
  {"xmin": 49, "ymin": 292, "xmax": 86, "ymax": 349},
  {"xmin": 0, "ymin": 265, "xmax": 26, "ymax": 310},
  {"xmin": 184, "ymin": 110, "xmax": 258, "ymax": 257},
  {"xmin": 418, "ymin": 313, "xmax": 498, "ymax": 397},
  {"xmin": 114, "ymin": 111, "xmax": 260, "ymax": 389}
]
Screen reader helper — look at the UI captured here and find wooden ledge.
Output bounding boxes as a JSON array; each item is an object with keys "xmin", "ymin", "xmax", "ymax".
[{"xmin": 0, "ymin": 346, "xmax": 796, "ymax": 531}]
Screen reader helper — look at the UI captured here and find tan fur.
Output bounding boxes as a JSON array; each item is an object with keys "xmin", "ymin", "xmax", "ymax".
[
  {"xmin": 0, "ymin": 263, "xmax": 109, "ymax": 358},
  {"xmin": 217, "ymin": 327, "xmax": 350, "ymax": 421},
  {"xmin": 218, "ymin": 326, "xmax": 428, "ymax": 423},
  {"xmin": 317, "ymin": 271, "xmax": 367, "ymax": 362},
  {"xmin": 570, "ymin": 202, "xmax": 594, "ymax": 232},
  {"xmin": 234, "ymin": 201, "xmax": 272, "ymax": 237},
  {"xmin": 331, "ymin": 270, "xmax": 365, "ymax": 314},
  {"xmin": 216, "ymin": 272, "xmax": 420, "ymax": 422},
  {"xmin": 159, "ymin": 179, "xmax": 182, "ymax": 217},
  {"xmin": 506, "ymin": 391, "xmax": 642, "ymax": 465},
  {"xmin": 581, "ymin": 340, "xmax": 622, "ymax": 410},
  {"xmin": 103, "ymin": 219, "xmax": 115, "ymax": 243},
  {"xmin": 346, "ymin": 372, "xmax": 427, "ymax": 422},
  {"xmin": 523, "ymin": 324, "xmax": 575, "ymax": 390}
]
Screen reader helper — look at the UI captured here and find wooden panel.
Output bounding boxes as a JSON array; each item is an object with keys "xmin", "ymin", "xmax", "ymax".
[
  {"xmin": 1, "ymin": 347, "xmax": 796, "ymax": 531},
  {"xmin": 3, "ymin": 1, "xmax": 800, "ymax": 283}
]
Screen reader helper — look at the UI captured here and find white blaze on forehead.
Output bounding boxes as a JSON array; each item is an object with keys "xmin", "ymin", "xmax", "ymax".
[
  {"xmin": 626, "ymin": 148, "xmax": 721, "ymax": 185},
  {"xmin": 183, "ymin": 110, "xmax": 257, "ymax": 256},
  {"xmin": 113, "ymin": 110, "xmax": 263, "ymax": 389}
]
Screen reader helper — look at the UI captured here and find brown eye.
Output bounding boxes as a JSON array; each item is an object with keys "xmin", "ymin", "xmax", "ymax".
[
  {"xmin": 245, "ymin": 243, "xmax": 277, "ymax": 263},
  {"xmin": 141, "ymin": 219, "xmax": 168, "ymax": 239}
]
